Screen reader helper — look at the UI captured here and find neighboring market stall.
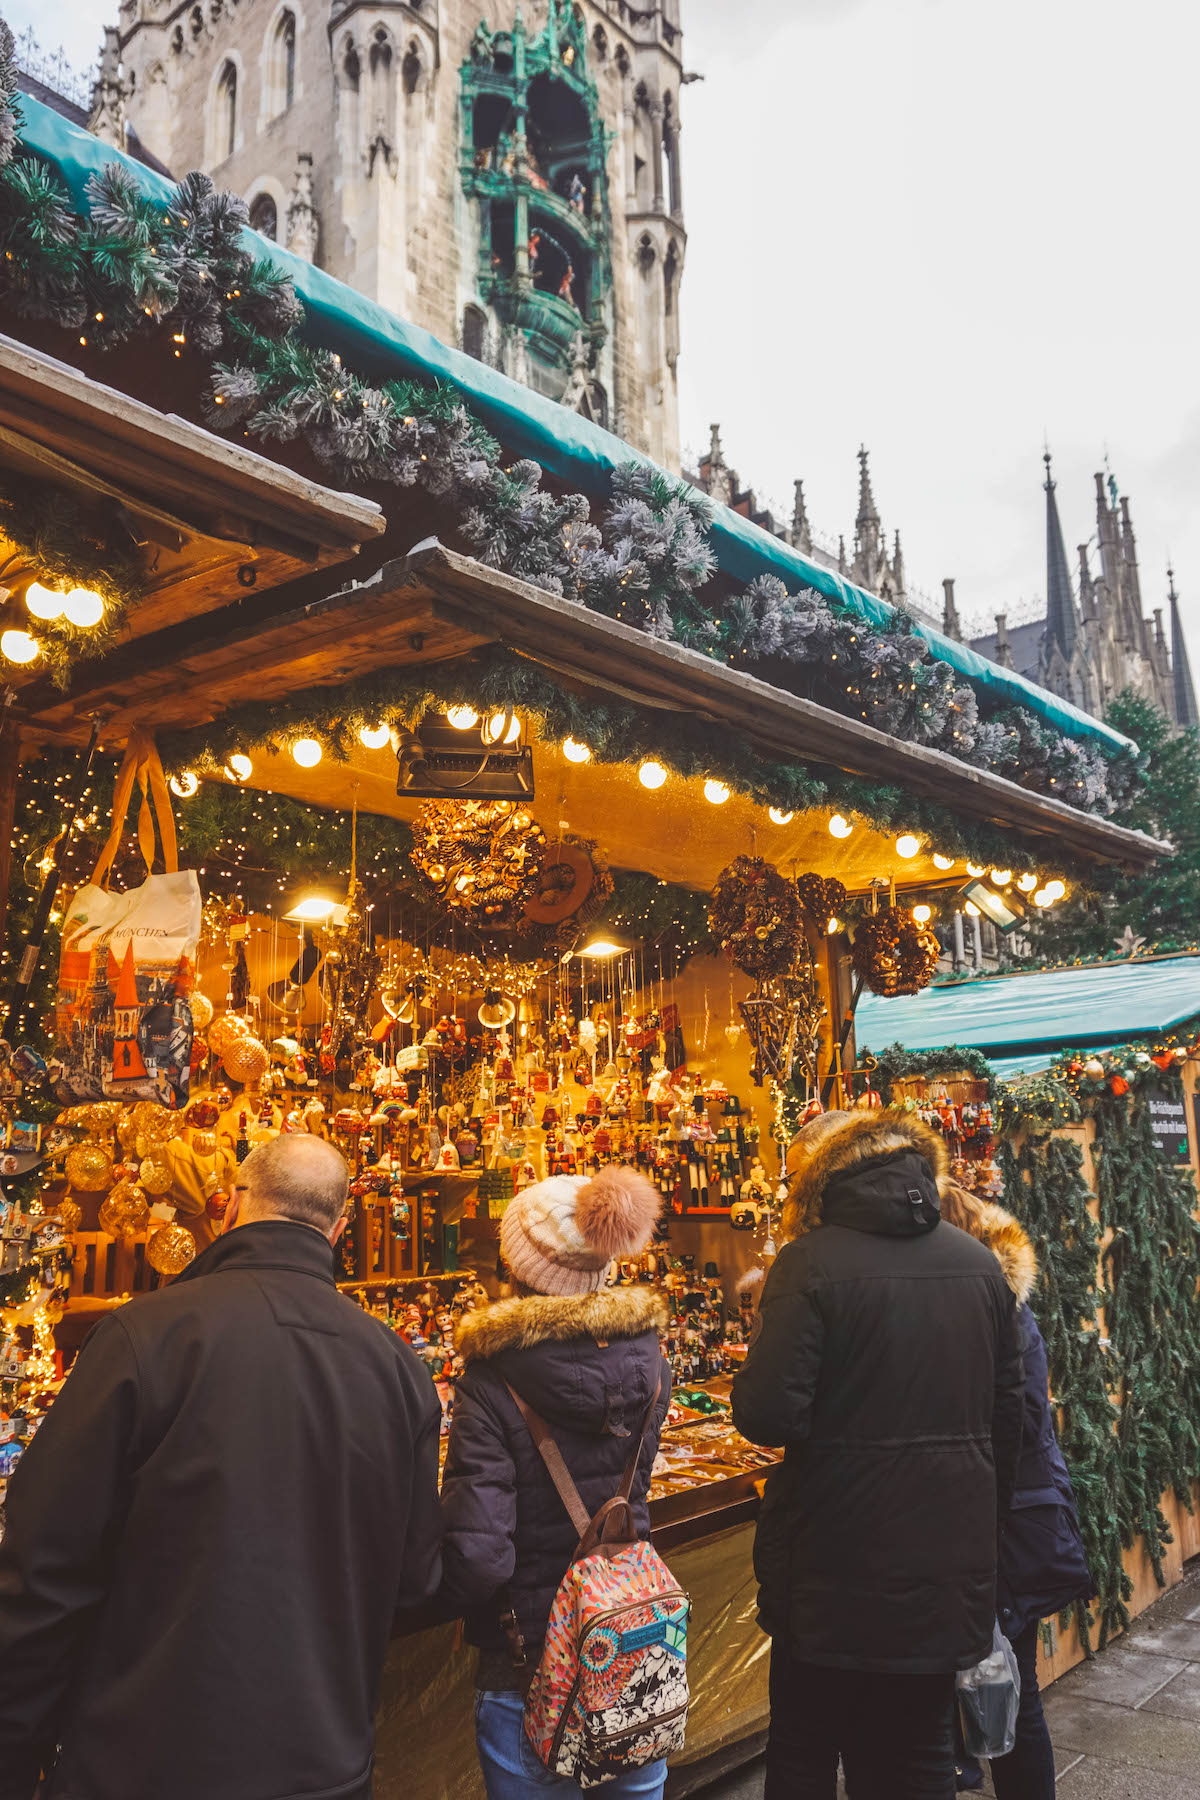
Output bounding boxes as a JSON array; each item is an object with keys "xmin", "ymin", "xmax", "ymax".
[{"xmin": 0, "ymin": 67, "xmax": 1178, "ymax": 1796}]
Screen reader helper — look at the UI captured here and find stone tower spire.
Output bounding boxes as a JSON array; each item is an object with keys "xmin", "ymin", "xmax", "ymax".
[
  {"xmin": 1044, "ymin": 452, "xmax": 1079, "ymax": 660},
  {"xmin": 852, "ymin": 446, "xmax": 883, "ymax": 589},
  {"xmin": 1169, "ymin": 568, "xmax": 1199, "ymax": 730},
  {"xmin": 941, "ymin": 578, "xmax": 962, "ymax": 642},
  {"xmin": 791, "ymin": 480, "xmax": 813, "ymax": 555}
]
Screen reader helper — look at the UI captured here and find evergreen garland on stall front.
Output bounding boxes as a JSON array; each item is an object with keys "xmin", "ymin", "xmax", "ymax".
[{"xmin": 0, "ymin": 61, "xmax": 1131, "ymax": 819}]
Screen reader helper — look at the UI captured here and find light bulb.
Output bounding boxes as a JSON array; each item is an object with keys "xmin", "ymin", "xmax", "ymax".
[
  {"xmin": 895, "ymin": 834, "xmax": 920, "ymax": 859},
  {"xmin": 964, "ymin": 900, "xmax": 980, "ymax": 918},
  {"xmin": 487, "ymin": 712, "xmax": 521, "ymax": 745},
  {"xmin": 639, "ymin": 760, "xmax": 667, "ymax": 790},
  {"xmin": 932, "ymin": 854, "xmax": 953, "ymax": 871},
  {"xmin": 768, "ymin": 807, "xmax": 794, "ymax": 825},
  {"xmin": 827, "ymin": 916, "xmax": 841, "ymax": 935},
  {"xmin": 446, "ymin": 706, "xmax": 478, "ymax": 730},
  {"xmin": 1033, "ymin": 889, "xmax": 1051, "ymax": 908},
  {"xmin": 1017, "ymin": 873, "xmax": 1038, "ymax": 893},
  {"xmin": 169, "ymin": 771, "xmax": 199, "ymax": 798},
  {"xmin": 562, "ymin": 737, "xmax": 591, "ymax": 764},
  {"xmin": 912, "ymin": 904, "xmax": 932, "ymax": 924},
  {"xmin": 63, "ymin": 587, "xmax": 105, "ymax": 628},
  {"xmin": 1, "ymin": 629, "xmax": 38, "ymax": 664},
  {"xmin": 359, "ymin": 723, "xmax": 390, "ymax": 749},
  {"xmin": 989, "ymin": 868, "xmax": 1012, "ymax": 887},
  {"xmin": 226, "ymin": 754, "xmax": 252, "ymax": 781},
  {"xmin": 704, "ymin": 779, "xmax": 730, "ymax": 805},
  {"xmin": 1044, "ymin": 879, "xmax": 1066, "ymax": 901},
  {"xmin": 24, "ymin": 581, "xmax": 65, "ymax": 620},
  {"xmin": 829, "ymin": 814, "xmax": 853, "ymax": 839},
  {"xmin": 291, "ymin": 738, "xmax": 322, "ymax": 768},
  {"xmin": 966, "ymin": 863, "xmax": 985, "ymax": 878}
]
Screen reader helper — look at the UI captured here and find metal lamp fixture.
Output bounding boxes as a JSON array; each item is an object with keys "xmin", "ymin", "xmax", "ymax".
[
  {"xmin": 959, "ymin": 879, "xmax": 1025, "ymax": 932},
  {"xmin": 395, "ymin": 710, "xmax": 534, "ymax": 799}
]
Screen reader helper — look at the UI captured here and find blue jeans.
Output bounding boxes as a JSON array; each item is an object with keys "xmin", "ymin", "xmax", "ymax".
[{"xmin": 475, "ymin": 1690, "xmax": 668, "ymax": 1800}]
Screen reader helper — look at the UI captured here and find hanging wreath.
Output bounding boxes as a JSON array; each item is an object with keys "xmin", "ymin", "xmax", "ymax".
[
  {"xmin": 852, "ymin": 907, "xmax": 941, "ymax": 998},
  {"xmin": 709, "ymin": 856, "xmax": 804, "ymax": 978},
  {"xmin": 410, "ymin": 800, "xmax": 548, "ymax": 930},
  {"xmin": 796, "ymin": 872, "xmax": 848, "ymax": 927}
]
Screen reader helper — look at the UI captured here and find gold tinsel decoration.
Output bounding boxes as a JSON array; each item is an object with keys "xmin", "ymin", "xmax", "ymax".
[
  {"xmin": 98, "ymin": 1180, "xmax": 150, "ymax": 1239},
  {"xmin": 147, "ymin": 1222, "xmax": 196, "ymax": 1276},
  {"xmin": 65, "ymin": 1141, "xmax": 114, "ymax": 1192},
  {"xmin": 221, "ymin": 1035, "xmax": 270, "ymax": 1084},
  {"xmin": 852, "ymin": 907, "xmax": 941, "ymax": 998},
  {"xmin": 410, "ymin": 800, "xmax": 548, "ymax": 929}
]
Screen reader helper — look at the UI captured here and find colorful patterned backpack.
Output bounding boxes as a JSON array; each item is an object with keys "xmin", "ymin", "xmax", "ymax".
[{"xmin": 503, "ymin": 1379, "xmax": 690, "ymax": 1788}]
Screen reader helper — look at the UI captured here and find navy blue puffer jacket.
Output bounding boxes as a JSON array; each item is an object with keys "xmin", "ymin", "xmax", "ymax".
[{"xmin": 439, "ymin": 1285, "xmax": 670, "ymax": 1658}]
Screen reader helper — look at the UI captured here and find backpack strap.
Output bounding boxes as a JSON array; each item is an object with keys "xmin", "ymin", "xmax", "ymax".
[{"xmin": 504, "ymin": 1375, "xmax": 663, "ymax": 1545}]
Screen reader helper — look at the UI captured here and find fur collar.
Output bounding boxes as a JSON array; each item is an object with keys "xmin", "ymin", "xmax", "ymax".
[
  {"xmin": 455, "ymin": 1285, "xmax": 669, "ymax": 1364},
  {"xmin": 973, "ymin": 1202, "xmax": 1038, "ymax": 1305},
  {"xmin": 783, "ymin": 1106, "xmax": 949, "ymax": 1239}
]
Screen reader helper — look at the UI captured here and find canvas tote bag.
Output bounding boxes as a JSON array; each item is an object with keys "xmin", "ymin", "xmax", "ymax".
[{"xmin": 56, "ymin": 729, "xmax": 201, "ymax": 1109}]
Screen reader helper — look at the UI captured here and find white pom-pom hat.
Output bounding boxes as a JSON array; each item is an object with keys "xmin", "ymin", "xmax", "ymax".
[{"xmin": 500, "ymin": 1166, "xmax": 661, "ymax": 1297}]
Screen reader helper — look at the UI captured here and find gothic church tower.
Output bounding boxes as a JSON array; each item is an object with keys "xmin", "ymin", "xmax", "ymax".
[{"xmin": 112, "ymin": 0, "xmax": 687, "ymax": 466}]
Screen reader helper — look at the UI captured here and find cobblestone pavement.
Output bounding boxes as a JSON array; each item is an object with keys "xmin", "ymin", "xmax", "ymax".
[{"xmin": 692, "ymin": 1557, "xmax": 1200, "ymax": 1797}]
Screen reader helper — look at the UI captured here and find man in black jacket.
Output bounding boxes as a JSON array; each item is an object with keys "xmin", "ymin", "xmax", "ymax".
[
  {"xmin": 0, "ymin": 1133, "xmax": 442, "ymax": 1800},
  {"xmin": 732, "ymin": 1108, "xmax": 1024, "ymax": 1800}
]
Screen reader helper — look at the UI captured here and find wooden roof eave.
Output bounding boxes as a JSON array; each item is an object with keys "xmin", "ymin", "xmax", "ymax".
[{"xmin": 19, "ymin": 539, "xmax": 1168, "ymax": 872}]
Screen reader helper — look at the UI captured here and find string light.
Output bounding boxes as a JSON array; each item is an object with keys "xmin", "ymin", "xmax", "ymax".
[
  {"xmin": 359, "ymin": 723, "xmax": 390, "ymax": 750},
  {"xmin": 1017, "ymin": 873, "xmax": 1038, "ymax": 893},
  {"xmin": 62, "ymin": 587, "xmax": 105, "ymax": 628},
  {"xmin": 966, "ymin": 863, "xmax": 985, "ymax": 877},
  {"xmin": 964, "ymin": 900, "xmax": 981, "ymax": 917},
  {"xmin": 562, "ymin": 737, "xmax": 591, "ymax": 764},
  {"xmin": 446, "ymin": 707, "xmax": 478, "ymax": 730},
  {"xmin": 703, "ymin": 779, "xmax": 730, "ymax": 805},
  {"xmin": 989, "ymin": 868, "xmax": 1012, "ymax": 887},
  {"xmin": 291, "ymin": 738, "xmax": 322, "ymax": 768},
  {"xmin": 486, "ymin": 712, "xmax": 522, "ymax": 745},
  {"xmin": 895, "ymin": 834, "xmax": 920, "ymax": 859},
  {"xmin": 1044, "ymin": 879, "xmax": 1066, "ymax": 902},
  {"xmin": 912, "ymin": 904, "xmax": 932, "ymax": 924},
  {"xmin": 225, "ymin": 754, "xmax": 252, "ymax": 781},
  {"xmin": 768, "ymin": 807, "xmax": 794, "ymax": 825},
  {"xmin": 932, "ymin": 854, "xmax": 954, "ymax": 870},
  {"xmin": 169, "ymin": 771, "xmax": 199, "ymax": 798},
  {"xmin": 639, "ymin": 760, "xmax": 667, "ymax": 790},
  {"xmin": 829, "ymin": 815, "xmax": 853, "ymax": 839},
  {"xmin": 24, "ymin": 581, "xmax": 65, "ymax": 620},
  {"xmin": 827, "ymin": 915, "xmax": 841, "ymax": 935},
  {"xmin": 1, "ymin": 629, "xmax": 38, "ymax": 664}
]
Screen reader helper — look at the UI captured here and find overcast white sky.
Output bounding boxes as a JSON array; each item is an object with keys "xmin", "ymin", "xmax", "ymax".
[{"xmin": 8, "ymin": 0, "xmax": 1200, "ymax": 643}]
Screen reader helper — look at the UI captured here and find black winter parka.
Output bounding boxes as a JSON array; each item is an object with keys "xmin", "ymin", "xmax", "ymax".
[
  {"xmin": 439, "ymin": 1285, "xmax": 670, "ymax": 1671},
  {"xmin": 0, "ymin": 1221, "xmax": 443, "ymax": 1800},
  {"xmin": 732, "ymin": 1111, "xmax": 1025, "ymax": 1676}
]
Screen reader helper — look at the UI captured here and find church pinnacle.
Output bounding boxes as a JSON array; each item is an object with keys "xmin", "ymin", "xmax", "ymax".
[
  {"xmin": 1044, "ymin": 451, "xmax": 1079, "ymax": 661},
  {"xmin": 1168, "ymin": 568, "xmax": 1199, "ymax": 730}
]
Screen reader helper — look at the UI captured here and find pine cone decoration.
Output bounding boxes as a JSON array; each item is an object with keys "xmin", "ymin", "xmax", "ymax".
[
  {"xmin": 796, "ymin": 872, "xmax": 848, "ymax": 925},
  {"xmin": 852, "ymin": 907, "xmax": 940, "ymax": 997}
]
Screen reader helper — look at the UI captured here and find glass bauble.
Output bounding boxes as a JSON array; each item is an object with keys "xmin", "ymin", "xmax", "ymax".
[
  {"xmin": 65, "ymin": 1141, "xmax": 114, "ymax": 1192},
  {"xmin": 98, "ymin": 1180, "xmax": 149, "ymax": 1239},
  {"xmin": 147, "ymin": 1223, "xmax": 196, "ymax": 1276}
]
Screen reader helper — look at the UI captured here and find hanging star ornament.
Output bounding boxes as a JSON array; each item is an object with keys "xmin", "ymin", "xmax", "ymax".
[{"xmin": 1113, "ymin": 924, "xmax": 1147, "ymax": 958}]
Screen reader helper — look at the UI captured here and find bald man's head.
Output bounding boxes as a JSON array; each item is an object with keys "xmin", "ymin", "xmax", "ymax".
[{"xmin": 236, "ymin": 1134, "xmax": 350, "ymax": 1237}]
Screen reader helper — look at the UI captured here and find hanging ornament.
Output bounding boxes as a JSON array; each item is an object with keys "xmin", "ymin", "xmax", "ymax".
[
  {"xmin": 189, "ymin": 990, "xmax": 214, "ymax": 1032},
  {"xmin": 795, "ymin": 872, "xmax": 848, "ymax": 928},
  {"xmin": 54, "ymin": 1196, "xmax": 82, "ymax": 1234},
  {"xmin": 98, "ymin": 1180, "xmax": 150, "ymax": 1239},
  {"xmin": 147, "ymin": 1222, "xmax": 197, "ymax": 1276},
  {"xmin": 411, "ymin": 800, "xmax": 547, "ymax": 930},
  {"xmin": 221, "ymin": 1036, "xmax": 270, "ymax": 1085},
  {"xmin": 1083, "ymin": 1056, "xmax": 1105, "ymax": 1081},
  {"xmin": 65, "ymin": 1141, "xmax": 114, "ymax": 1192},
  {"xmin": 478, "ymin": 988, "xmax": 517, "ymax": 1030},
  {"xmin": 851, "ymin": 908, "xmax": 940, "ymax": 998},
  {"xmin": 709, "ymin": 857, "xmax": 804, "ymax": 979},
  {"xmin": 138, "ymin": 1155, "xmax": 173, "ymax": 1197},
  {"xmin": 209, "ymin": 1013, "xmax": 252, "ymax": 1060}
]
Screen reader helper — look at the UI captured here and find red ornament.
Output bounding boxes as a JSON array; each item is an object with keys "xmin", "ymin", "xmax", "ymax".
[
  {"xmin": 1110, "ymin": 1075, "xmax": 1129, "ymax": 1096},
  {"xmin": 1151, "ymin": 1052, "xmax": 1175, "ymax": 1072}
]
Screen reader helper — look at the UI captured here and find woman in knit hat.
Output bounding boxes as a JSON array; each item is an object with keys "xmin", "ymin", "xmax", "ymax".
[{"xmin": 440, "ymin": 1166, "xmax": 671, "ymax": 1799}]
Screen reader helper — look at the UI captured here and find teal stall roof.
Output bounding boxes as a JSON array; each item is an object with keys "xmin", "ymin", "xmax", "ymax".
[
  {"xmin": 857, "ymin": 958, "xmax": 1200, "ymax": 1061},
  {"xmin": 13, "ymin": 97, "xmax": 1134, "ymax": 756}
]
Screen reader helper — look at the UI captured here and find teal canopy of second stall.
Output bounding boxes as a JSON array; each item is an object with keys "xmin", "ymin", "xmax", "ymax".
[
  {"xmin": 858, "ymin": 957, "xmax": 1200, "ymax": 1062},
  {"xmin": 13, "ymin": 95, "xmax": 1134, "ymax": 755}
]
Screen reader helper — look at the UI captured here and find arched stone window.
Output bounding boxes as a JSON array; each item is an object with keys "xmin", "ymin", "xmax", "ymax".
[
  {"xmin": 592, "ymin": 24, "xmax": 607, "ymax": 60},
  {"xmin": 215, "ymin": 60, "xmax": 237, "ymax": 159},
  {"xmin": 268, "ymin": 9, "xmax": 296, "ymax": 115},
  {"xmin": 462, "ymin": 304, "xmax": 488, "ymax": 362},
  {"xmin": 249, "ymin": 192, "xmax": 278, "ymax": 239},
  {"xmin": 402, "ymin": 40, "xmax": 422, "ymax": 96}
]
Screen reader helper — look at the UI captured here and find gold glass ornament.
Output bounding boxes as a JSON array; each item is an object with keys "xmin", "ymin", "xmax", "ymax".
[
  {"xmin": 98, "ymin": 1180, "xmax": 149, "ymax": 1239},
  {"xmin": 65, "ymin": 1141, "xmax": 114, "ymax": 1192},
  {"xmin": 116, "ymin": 1111, "xmax": 139, "ymax": 1153},
  {"xmin": 222, "ymin": 1036, "xmax": 270, "ymax": 1084},
  {"xmin": 189, "ymin": 990, "xmax": 214, "ymax": 1031},
  {"xmin": 147, "ymin": 1222, "xmax": 196, "ymax": 1276},
  {"xmin": 55, "ymin": 1197, "xmax": 83, "ymax": 1234},
  {"xmin": 209, "ymin": 1013, "xmax": 251, "ymax": 1059},
  {"xmin": 138, "ymin": 1155, "xmax": 173, "ymax": 1197},
  {"xmin": 190, "ymin": 1129, "xmax": 217, "ymax": 1155},
  {"xmin": 131, "ymin": 1102, "xmax": 176, "ymax": 1142}
]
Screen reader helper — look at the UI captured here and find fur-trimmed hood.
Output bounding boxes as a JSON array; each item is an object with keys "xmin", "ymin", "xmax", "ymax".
[
  {"xmin": 971, "ymin": 1201, "xmax": 1037, "ymax": 1306},
  {"xmin": 783, "ymin": 1105, "xmax": 949, "ymax": 1239},
  {"xmin": 454, "ymin": 1284, "xmax": 668, "ymax": 1364}
]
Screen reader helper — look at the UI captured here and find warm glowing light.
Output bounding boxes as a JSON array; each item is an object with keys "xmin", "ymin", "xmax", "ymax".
[
  {"xmin": 932, "ymin": 854, "xmax": 954, "ymax": 871},
  {"xmin": 1017, "ymin": 873, "xmax": 1038, "ymax": 893},
  {"xmin": 286, "ymin": 896, "xmax": 340, "ymax": 923},
  {"xmin": 580, "ymin": 939, "xmax": 625, "ymax": 958},
  {"xmin": 359, "ymin": 723, "xmax": 390, "ymax": 749},
  {"xmin": 486, "ymin": 711, "xmax": 522, "ymax": 745},
  {"xmin": 912, "ymin": 904, "xmax": 932, "ymax": 924},
  {"xmin": 827, "ymin": 916, "xmax": 842, "ymax": 935},
  {"xmin": 1, "ymin": 630, "xmax": 38, "ymax": 664},
  {"xmin": 768, "ymin": 807, "xmax": 794, "ymax": 825},
  {"xmin": 169, "ymin": 771, "xmax": 199, "ymax": 798},
  {"xmin": 63, "ymin": 587, "xmax": 105, "ymax": 628},
  {"xmin": 964, "ymin": 900, "xmax": 981, "ymax": 918},
  {"xmin": 446, "ymin": 706, "xmax": 478, "ymax": 730},
  {"xmin": 989, "ymin": 868, "xmax": 1013, "ymax": 887},
  {"xmin": 829, "ymin": 814, "xmax": 853, "ymax": 839},
  {"xmin": 704, "ymin": 779, "xmax": 730, "ymax": 805},
  {"xmin": 24, "ymin": 581, "xmax": 65, "ymax": 620},
  {"xmin": 226, "ymin": 754, "xmax": 253, "ymax": 781},
  {"xmin": 1043, "ymin": 879, "xmax": 1066, "ymax": 901},
  {"xmin": 562, "ymin": 737, "xmax": 591, "ymax": 764},
  {"xmin": 1034, "ymin": 889, "xmax": 1052, "ymax": 908},
  {"xmin": 966, "ymin": 863, "xmax": 985, "ymax": 877},
  {"xmin": 639, "ymin": 760, "xmax": 667, "ymax": 790},
  {"xmin": 895, "ymin": 834, "xmax": 920, "ymax": 859},
  {"xmin": 291, "ymin": 738, "xmax": 322, "ymax": 768}
]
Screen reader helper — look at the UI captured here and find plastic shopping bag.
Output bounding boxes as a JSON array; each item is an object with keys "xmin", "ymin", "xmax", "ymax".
[{"xmin": 956, "ymin": 1622, "xmax": 1020, "ymax": 1760}]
